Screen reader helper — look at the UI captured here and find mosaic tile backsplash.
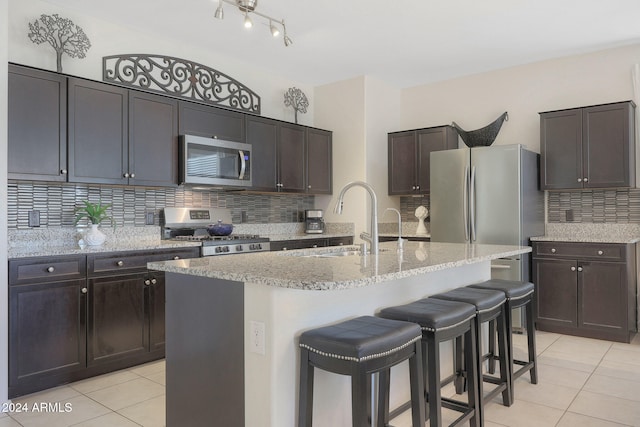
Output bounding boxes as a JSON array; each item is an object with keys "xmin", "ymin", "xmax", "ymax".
[
  {"xmin": 547, "ymin": 188, "xmax": 640, "ymax": 223},
  {"xmin": 8, "ymin": 182, "xmax": 315, "ymax": 229}
]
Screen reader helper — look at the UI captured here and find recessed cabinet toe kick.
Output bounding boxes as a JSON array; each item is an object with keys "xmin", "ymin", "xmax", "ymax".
[{"xmin": 532, "ymin": 241, "xmax": 637, "ymax": 343}]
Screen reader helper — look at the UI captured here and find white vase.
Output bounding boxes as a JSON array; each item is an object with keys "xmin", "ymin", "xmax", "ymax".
[{"xmin": 85, "ymin": 224, "xmax": 106, "ymax": 246}]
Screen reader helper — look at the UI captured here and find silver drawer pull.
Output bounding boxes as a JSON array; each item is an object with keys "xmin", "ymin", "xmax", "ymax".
[
  {"xmin": 151, "ymin": 278, "xmax": 157, "ymax": 285},
  {"xmin": 577, "ymin": 266, "xmax": 583, "ymax": 272},
  {"xmin": 551, "ymin": 248, "xmax": 556, "ymax": 253},
  {"xmin": 173, "ymin": 256, "xmax": 180, "ymax": 260},
  {"xmin": 144, "ymin": 279, "xmax": 151, "ymax": 286},
  {"xmin": 597, "ymin": 250, "xmax": 604, "ymax": 255},
  {"xmin": 47, "ymin": 266, "xmax": 55, "ymax": 273},
  {"xmin": 571, "ymin": 266, "xmax": 576, "ymax": 271},
  {"xmin": 81, "ymin": 287, "xmax": 88, "ymax": 294},
  {"xmin": 116, "ymin": 261, "xmax": 124, "ymax": 267}
]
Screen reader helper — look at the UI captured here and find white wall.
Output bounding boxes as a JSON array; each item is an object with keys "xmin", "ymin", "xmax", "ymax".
[
  {"xmin": 8, "ymin": 0, "xmax": 314, "ymax": 124},
  {"xmin": 1, "ymin": 0, "xmax": 9, "ymax": 407},
  {"xmin": 401, "ymin": 44, "xmax": 640, "ymax": 153}
]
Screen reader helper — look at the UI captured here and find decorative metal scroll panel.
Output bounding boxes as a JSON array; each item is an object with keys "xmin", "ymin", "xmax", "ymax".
[{"xmin": 103, "ymin": 54, "xmax": 260, "ymax": 114}]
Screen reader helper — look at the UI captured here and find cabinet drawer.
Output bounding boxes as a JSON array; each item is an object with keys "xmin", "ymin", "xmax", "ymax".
[
  {"xmin": 533, "ymin": 242, "xmax": 626, "ymax": 261},
  {"xmin": 89, "ymin": 252, "xmax": 150, "ymax": 276},
  {"xmin": 9, "ymin": 256, "xmax": 86, "ymax": 285}
]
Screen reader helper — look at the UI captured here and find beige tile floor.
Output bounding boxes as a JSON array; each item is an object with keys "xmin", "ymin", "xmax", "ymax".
[{"xmin": 1, "ymin": 331, "xmax": 639, "ymax": 426}]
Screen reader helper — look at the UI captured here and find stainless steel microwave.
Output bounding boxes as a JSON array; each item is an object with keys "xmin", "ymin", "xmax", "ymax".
[{"xmin": 179, "ymin": 135, "xmax": 252, "ymax": 187}]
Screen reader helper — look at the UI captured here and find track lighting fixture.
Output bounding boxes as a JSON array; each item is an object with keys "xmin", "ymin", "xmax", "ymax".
[{"xmin": 213, "ymin": 0, "xmax": 293, "ymax": 47}]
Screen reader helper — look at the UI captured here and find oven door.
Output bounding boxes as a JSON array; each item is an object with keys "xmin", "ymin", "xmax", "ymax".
[{"xmin": 180, "ymin": 135, "xmax": 252, "ymax": 187}]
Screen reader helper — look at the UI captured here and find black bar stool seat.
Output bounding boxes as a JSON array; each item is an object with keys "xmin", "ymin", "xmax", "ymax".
[
  {"xmin": 430, "ymin": 287, "xmax": 512, "ymax": 421},
  {"xmin": 298, "ymin": 315, "xmax": 425, "ymax": 427},
  {"xmin": 378, "ymin": 298, "xmax": 480, "ymax": 427},
  {"xmin": 469, "ymin": 279, "xmax": 538, "ymax": 402}
]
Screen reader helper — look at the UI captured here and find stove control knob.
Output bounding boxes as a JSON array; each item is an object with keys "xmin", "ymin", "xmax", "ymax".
[
  {"xmin": 256, "ymin": 243, "xmax": 262, "ymax": 250},
  {"xmin": 236, "ymin": 245, "xmax": 243, "ymax": 251},
  {"xmin": 223, "ymin": 246, "xmax": 230, "ymax": 253},
  {"xmin": 215, "ymin": 247, "xmax": 222, "ymax": 253}
]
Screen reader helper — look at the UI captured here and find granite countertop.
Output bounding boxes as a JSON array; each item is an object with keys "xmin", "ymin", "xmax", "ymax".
[
  {"xmin": 530, "ymin": 223, "xmax": 640, "ymax": 244},
  {"xmin": 148, "ymin": 241, "xmax": 530, "ymax": 291},
  {"xmin": 8, "ymin": 240, "xmax": 202, "ymax": 259}
]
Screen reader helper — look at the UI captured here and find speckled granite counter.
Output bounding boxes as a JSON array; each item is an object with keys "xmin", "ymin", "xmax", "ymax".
[
  {"xmin": 530, "ymin": 223, "xmax": 640, "ymax": 244},
  {"xmin": 149, "ymin": 241, "xmax": 529, "ymax": 291},
  {"xmin": 8, "ymin": 240, "xmax": 202, "ymax": 259}
]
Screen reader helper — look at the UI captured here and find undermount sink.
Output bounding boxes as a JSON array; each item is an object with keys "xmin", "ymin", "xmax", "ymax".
[{"xmin": 279, "ymin": 246, "xmax": 388, "ymax": 258}]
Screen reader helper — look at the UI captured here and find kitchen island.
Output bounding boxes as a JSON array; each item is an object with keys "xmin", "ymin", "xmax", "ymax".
[{"xmin": 148, "ymin": 241, "xmax": 531, "ymax": 427}]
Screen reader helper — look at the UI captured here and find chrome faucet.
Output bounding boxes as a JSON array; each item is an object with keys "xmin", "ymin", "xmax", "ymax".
[
  {"xmin": 334, "ymin": 181, "xmax": 379, "ymax": 255},
  {"xmin": 384, "ymin": 208, "xmax": 403, "ymax": 250}
]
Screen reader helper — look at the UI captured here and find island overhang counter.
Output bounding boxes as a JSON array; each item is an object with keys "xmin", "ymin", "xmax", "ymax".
[{"xmin": 147, "ymin": 241, "xmax": 531, "ymax": 427}]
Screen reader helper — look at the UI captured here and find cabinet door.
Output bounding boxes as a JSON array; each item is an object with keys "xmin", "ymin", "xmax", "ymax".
[
  {"xmin": 579, "ymin": 261, "xmax": 627, "ymax": 333},
  {"xmin": 129, "ymin": 91, "xmax": 179, "ymax": 187},
  {"xmin": 178, "ymin": 101, "xmax": 245, "ymax": 142},
  {"xmin": 533, "ymin": 258, "xmax": 578, "ymax": 327},
  {"xmin": 388, "ymin": 131, "xmax": 417, "ymax": 195},
  {"xmin": 8, "ymin": 65, "xmax": 68, "ymax": 181},
  {"xmin": 148, "ymin": 272, "xmax": 166, "ymax": 354},
  {"xmin": 68, "ymin": 78, "xmax": 129, "ymax": 184},
  {"xmin": 583, "ymin": 102, "xmax": 635, "ymax": 188},
  {"xmin": 416, "ymin": 126, "xmax": 457, "ymax": 194},
  {"xmin": 306, "ymin": 128, "xmax": 332, "ymax": 194},
  {"xmin": 246, "ymin": 116, "xmax": 278, "ymax": 191},
  {"xmin": 87, "ymin": 273, "xmax": 148, "ymax": 366},
  {"xmin": 540, "ymin": 108, "xmax": 582, "ymax": 190},
  {"xmin": 278, "ymin": 123, "xmax": 306, "ymax": 192},
  {"xmin": 9, "ymin": 280, "xmax": 87, "ymax": 394}
]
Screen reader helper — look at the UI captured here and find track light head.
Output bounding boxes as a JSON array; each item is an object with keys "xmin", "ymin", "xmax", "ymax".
[
  {"xmin": 283, "ymin": 34, "xmax": 293, "ymax": 47},
  {"xmin": 243, "ymin": 10, "xmax": 253, "ymax": 28},
  {"xmin": 214, "ymin": 3, "xmax": 224, "ymax": 19},
  {"xmin": 215, "ymin": 0, "xmax": 291, "ymax": 47},
  {"xmin": 270, "ymin": 21, "xmax": 280, "ymax": 37}
]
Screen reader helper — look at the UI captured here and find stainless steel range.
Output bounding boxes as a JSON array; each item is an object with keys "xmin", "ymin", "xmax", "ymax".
[{"xmin": 161, "ymin": 207, "xmax": 270, "ymax": 256}]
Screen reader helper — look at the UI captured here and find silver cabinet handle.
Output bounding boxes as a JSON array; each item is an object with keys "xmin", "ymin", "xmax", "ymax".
[
  {"xmin": 412, "ymin": 186, "xmax": 416, "ymax": 190},
  {"xmin": 551, "ymin": 248, "xmax": 556, "ymax": 253},
  {"xmin": 144, "ymin": 279, "xmax": 151, "ymax": 285},
  {"xmin": 47, "ymin": 266, "xmax": 55, "ymax": 273},
  {"xmin": 583, "ymin": 177, "xmax": 588, "ymax": 183},
  {"xmin": 308, "ymin": 185, "xmax": 312, "ymax": 189},
  {"xmin": 282, "ymin": 247, "xmax": 288, "ymax": 251},
  {"xmin": 571, "ymin": 266, "xmax": 576, "ymax": 271},
  {"xmin": 123, "ymin": 172, "xmax": 129, "ymax": 178},
  {"xmin": 130, "ymin": 173, "xmax": 135, "ymax": 178},
  {"xmin": 81, "ymin": 287, "xmax": 88, "ymax": 294},
  {"xmin": 61, "ymin": 169, "xmax": 67, "ymax": 174},
  {"xmin": 577, "ymin": 178, "xmax": 582, "ymax": 182},
  {"xmin": 415, "ymin": 185, "xmax": 420, "ymax": 190},
  {"xmin": 151, "ymin": 278, "xmax": 157, "ymax": 285},
  {"xmin": 597, "ymin": 250, "xmax": 603, "ymax": 255},
  {"xmin": 116, "ymin": 261, "xmax": 124, "ymax": 267},
  {"xmin": 312, "ymin": 244, "xmax": 318, "ymax": 248},
  {"xmin": 577, "ymin": 266, "xmax": 583, "ymax": 272},
  {"xmin": 173, "ymin": 256, "xmax": 180, "ymax": 260}
]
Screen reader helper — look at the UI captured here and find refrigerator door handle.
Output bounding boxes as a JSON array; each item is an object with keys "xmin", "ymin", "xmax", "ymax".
[
  {"xmin": 470, "ymin": 166, "xmax": 476, "ymax": 242},
  {"xmin": 463, "ymin": 165, "xmax": 470, "ymax": 241}
]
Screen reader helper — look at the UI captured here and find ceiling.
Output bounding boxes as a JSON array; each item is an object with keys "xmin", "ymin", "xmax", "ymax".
[{"xmin": 45, "ymin": 0, "xmax": 640, "ymax": 88}]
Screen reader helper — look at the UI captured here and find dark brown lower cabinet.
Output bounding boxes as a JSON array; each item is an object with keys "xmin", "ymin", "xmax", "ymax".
[
  {"xmin": 269, "ymin": 236, "xmax": 353, "ymax": 251},
  {"xmin": 532, "ymin": 241, "xmax": 636, "ymax": 343},
  {"xmin": 8, "ymin": 247, "xmax": 198, "ymax": 398}
]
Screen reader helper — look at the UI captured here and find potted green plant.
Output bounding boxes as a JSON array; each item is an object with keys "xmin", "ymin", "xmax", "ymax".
[{"xmin": 73, "ymin": 200, "xmax": 115, "ymax": 245}]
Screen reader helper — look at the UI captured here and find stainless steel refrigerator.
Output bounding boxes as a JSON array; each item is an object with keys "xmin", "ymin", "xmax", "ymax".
[{"xmin": 430, "ymin": 143, "xmax": 544, "ymax": 290}]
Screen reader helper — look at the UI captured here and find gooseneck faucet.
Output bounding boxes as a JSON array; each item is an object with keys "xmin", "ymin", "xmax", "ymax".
[{"xmin": 334, "ymin": 181, "xmax": 379, "ymax": 255}]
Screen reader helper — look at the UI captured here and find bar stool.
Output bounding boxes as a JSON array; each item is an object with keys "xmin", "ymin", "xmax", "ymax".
[
  {"xmin": 298, "ymin": 315, "xmax": 425, "ymax": 427},
  {"xmin": 430, "ymin": 287, "xmax": 512, "ymax": 421},
  {"xmin": 378, "ymin": 298, "xmax": 480, "ymax": 427},
  {"xmin": 469, "ymin": 279, "xmax": 537, "ymax": 402}
]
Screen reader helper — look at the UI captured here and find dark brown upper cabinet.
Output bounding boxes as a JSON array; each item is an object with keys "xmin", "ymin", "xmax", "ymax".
[
  {"xmin": 306, "ymin": 128, "xmax": 332, "ymax": 194},
  {"xmin": 246, "ymin": 115, "xmax": 278, "ymax": 191},
  {"xmin": 540, "ymin": 101, "xmax": 636, "ymax": 190},
  {"xmin": 178, "ymin": 101, "xmax": 245, "ymax": 142},
  {"xmin": 388, "ymin": 125, "xmax": 458, "ymax": 195},
  {"xmin": 129, "ymin": 91, "xmax": 179, "ymax": 187},
  {"xmin": 246, "ymin": 117, "xmax": 332, "ymax": 194},
  {"xmin": 8, "ymin": 64, "xmax": 68, "ymax": 181},
  {"xmin": 67, "ymin": 78, "xmax": 129, "ymax": 185}
]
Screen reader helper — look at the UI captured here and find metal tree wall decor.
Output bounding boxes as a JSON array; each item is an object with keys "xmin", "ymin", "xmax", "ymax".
[
  {"xmin": 28, "ymin": 14, "xmax": 91, "ymax": 73},
  {"xmin": 103, "ymin": 54, "xmax": 261, "ymax": 114},
  {"xmin": 284, "ymin": 87, "xmax": 309, "ymax": 124}
]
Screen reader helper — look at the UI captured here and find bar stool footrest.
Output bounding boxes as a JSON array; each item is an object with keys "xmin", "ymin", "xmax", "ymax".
[{"xmin": 441, "ymin": 397, "xmax": 476, "ymax": 426}]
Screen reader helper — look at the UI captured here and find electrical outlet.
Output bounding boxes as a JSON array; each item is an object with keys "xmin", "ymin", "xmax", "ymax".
[
  {"xmin": 28, "ymin": 210, "xmax": 40, "ymax": 227},
  {"xmin": 249, "ymin": 320, "xmax": 265, "ymax": 355}
]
